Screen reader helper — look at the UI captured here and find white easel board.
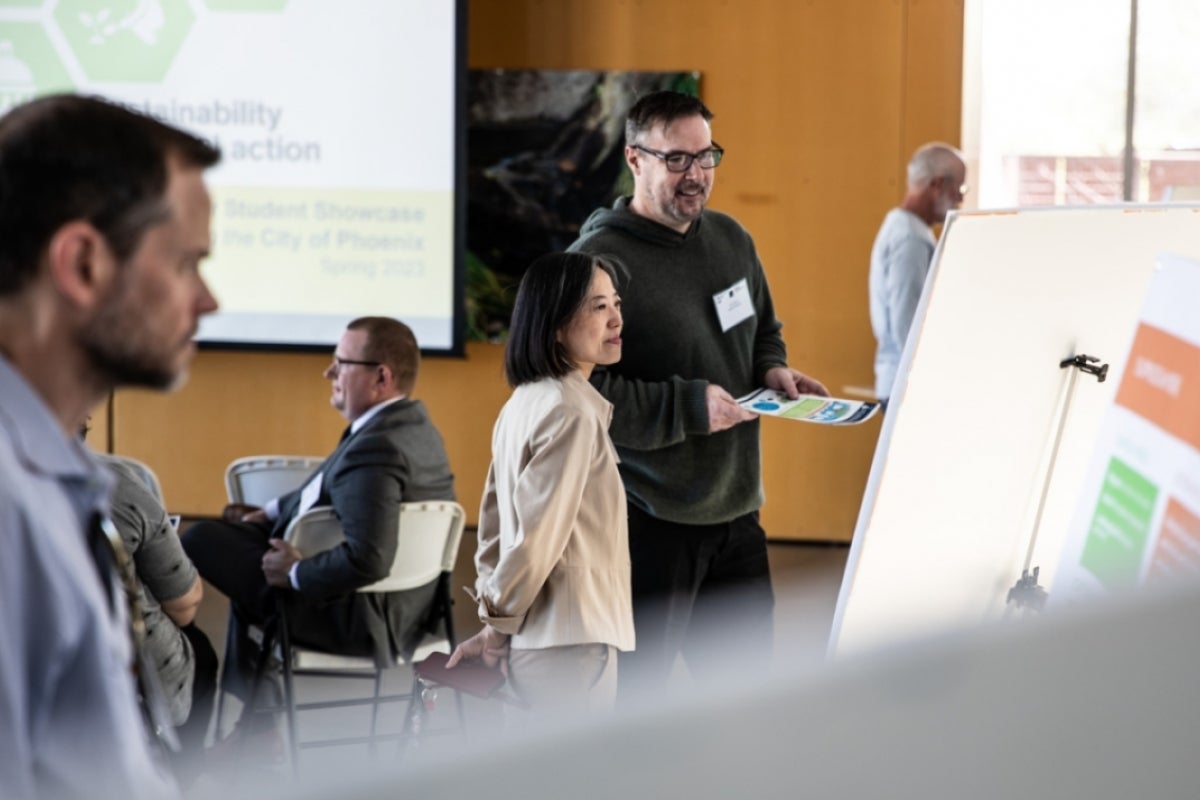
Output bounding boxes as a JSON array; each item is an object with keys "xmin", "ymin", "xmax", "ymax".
[{"xmin": 830, "ymin": 205, "xmax": 1200, "ymax": 657}]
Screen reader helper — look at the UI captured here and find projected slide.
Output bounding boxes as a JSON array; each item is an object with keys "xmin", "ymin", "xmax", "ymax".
[{"xmin": 0, "ymin": 0, "xmax": 462, "ymax": 352}]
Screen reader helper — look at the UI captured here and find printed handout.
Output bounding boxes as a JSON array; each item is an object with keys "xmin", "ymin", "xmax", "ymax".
[{"xmin": 736, "ymin": 388, "xmax": 880, "ymax": 425}]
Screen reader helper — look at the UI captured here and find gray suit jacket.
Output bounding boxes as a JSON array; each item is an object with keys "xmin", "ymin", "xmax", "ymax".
[{"xmin": 275, "ymin": 399, "xmax": 455, "ymax": 664}]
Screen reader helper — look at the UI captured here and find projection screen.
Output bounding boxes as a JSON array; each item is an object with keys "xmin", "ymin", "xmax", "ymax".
[{"xmin": 0, "ymin": 0, "xmax": 465, "ymax": 353}]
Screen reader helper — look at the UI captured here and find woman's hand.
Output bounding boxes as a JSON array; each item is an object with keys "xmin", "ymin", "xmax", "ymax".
[{"xmin": 446, "ymin": 625, "xmax": 510, "ymax": 674}]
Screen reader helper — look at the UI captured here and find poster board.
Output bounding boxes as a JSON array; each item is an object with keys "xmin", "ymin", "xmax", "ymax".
[
  {"xmin": 830, "ymin": 205, "xmax": 1200, "ymax": 657},
  {"xmin": 1054, "ymin": 254, "xmax": 1200, "ymax": 598}
]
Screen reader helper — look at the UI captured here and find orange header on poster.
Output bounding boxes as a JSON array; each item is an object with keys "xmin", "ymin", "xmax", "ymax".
[{"xmin": 1115, "ymin": 323, "xmax": 1200, "ymax": 450}]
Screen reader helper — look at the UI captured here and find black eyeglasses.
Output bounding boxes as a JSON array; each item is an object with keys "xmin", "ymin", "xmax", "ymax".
[
  {"xmin": 331, "ymin": 355, "xmax": 381, "ymax": 370},
  {"xmin": 633, "ymin": 142, "xmax": 725, "ymax": 172}
]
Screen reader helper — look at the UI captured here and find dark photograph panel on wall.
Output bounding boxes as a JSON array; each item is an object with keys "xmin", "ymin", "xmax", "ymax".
[{"xmin": 467, "ymin": 68, "xmax": 700, "ymax": 341}]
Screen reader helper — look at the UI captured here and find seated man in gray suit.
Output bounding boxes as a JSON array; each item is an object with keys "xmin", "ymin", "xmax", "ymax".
[{"xmin": 182, "ymin": 316, "xmax": 455, "ymax": 728}]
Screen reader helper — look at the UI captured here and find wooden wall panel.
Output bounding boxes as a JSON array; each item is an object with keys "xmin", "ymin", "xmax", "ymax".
[
  {"xmin": 112, "ymin": 0, "xmax": 963, "ymax": 541},
  {"xmin": 114, "ymin": 351, "xmax": 343, "ymax": 511},
  {"xmin": 904, "ymin": 0, "xmax": 966, "ymax": 158}
]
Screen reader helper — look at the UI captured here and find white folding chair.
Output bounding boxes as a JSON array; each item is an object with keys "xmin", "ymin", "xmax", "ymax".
[
  {"xmin": 215, "ymin": 454, "xmax": 325, "ymax": 736},
  {"xmin": 224, "ymin": 455, "xmax": 324, "ymax": 507},
  {"xmin": 245, "ymin": 500, "xmax": 467, "ymax": 768}
]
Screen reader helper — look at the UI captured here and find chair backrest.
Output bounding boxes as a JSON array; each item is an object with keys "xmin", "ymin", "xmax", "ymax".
[
  {"xmin": 434, "ymin": 502, "xmax": 467, "ymax": 576},
  {"xmin": 283, "ymin": 501, "xmax": 466, "ymax": 594},
  {"xmin": 98, "ymin": 453, "xmax": 165, "ymax": 505},
  {"xmin": 225, "ymin": 455, "xmax": 324, "ymax": 506}
]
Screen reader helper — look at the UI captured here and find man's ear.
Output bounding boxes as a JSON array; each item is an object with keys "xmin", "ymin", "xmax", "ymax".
[
  {"xmin": 376, "ymin": 362, "xmax": 393, "ymax": 390},
  {"xmin": 624, "ymin": 145, "xmax": 641, "ymax": 175},
  {"xmin": 45, "ymin": 221, "xmax": 114, "ymax": 309}
]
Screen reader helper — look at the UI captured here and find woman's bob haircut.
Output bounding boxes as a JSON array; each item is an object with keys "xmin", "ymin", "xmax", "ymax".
[{"xmin": 504, "ymin": 251, "xmax": 622, "ymax": 387}]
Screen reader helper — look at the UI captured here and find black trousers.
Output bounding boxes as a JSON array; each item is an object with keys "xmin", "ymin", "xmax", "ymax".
[
  {"xmin": 181, "ymin": 520, "xmax": 280, "ymax": 707},
  {"xmin": 182, "ymin": 519, "xmax": 277, "ymax": 621},
  {"xmin": 618, "ymin": 504, "xmax": 775, "ymax": 705}
]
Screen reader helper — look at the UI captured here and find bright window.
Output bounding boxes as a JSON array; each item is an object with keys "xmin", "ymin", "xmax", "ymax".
[{"xmin": 963, "ymin": 0, "xmax": 1200, "ymax": 207}]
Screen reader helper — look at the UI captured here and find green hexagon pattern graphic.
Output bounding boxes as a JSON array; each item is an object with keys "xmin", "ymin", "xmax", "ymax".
[
  {"xmin": 0, "ymin": 24, "xmax": 73, "ymax": 115},
  {"xmin": 55, "ymin": 0, "xmax": 195, "ymax": 82}
]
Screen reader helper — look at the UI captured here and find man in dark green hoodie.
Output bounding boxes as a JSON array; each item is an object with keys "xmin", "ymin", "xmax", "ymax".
[{"xmin": 570, "ymin": 91, "xmax": 828, "ymax": 702}]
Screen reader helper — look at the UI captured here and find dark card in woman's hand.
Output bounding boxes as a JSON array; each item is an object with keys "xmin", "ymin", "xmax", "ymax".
[{"xmin": 416, "ymin": 651, "xmax": 505, "ymax": 698}]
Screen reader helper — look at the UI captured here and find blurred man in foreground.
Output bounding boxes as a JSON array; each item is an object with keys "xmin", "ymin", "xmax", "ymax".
[{"xmin": 0, "ymin": 94, "xmax": 219, "ymax": 798}]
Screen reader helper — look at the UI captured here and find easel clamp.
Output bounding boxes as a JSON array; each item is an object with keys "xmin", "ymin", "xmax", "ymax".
[{"xmin": 1059, "ymin": 354, "xmax": 1109, "ymax": 382}]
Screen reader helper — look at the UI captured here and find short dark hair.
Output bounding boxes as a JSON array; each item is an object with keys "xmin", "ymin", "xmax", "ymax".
[
  {"xmin": 0, "ymin": 93, "xmax": 221, "ymax": 296},
  {"xmin": 505, "ymin": 252, "xmax": 621, "ymax": 387},
  {"xmin": 625, "ymin": 91, "xmax": 714, "ymax": 145},
  {"xmin": 348, "ymin": 316, "xmax": 420, "ymax": 396}
]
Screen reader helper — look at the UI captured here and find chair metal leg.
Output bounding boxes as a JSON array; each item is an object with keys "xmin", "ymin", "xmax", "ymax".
[
  {"xmin": 367, "ymin": 670, "xmax": 384, "ymax": 757},
  {"xmin": 453, "ymin": 685, "xmax": 466, "ymax": 729},
  {"xmin": 213, "ymin": 606, "xmax": 238, "ymax": 739},
  {"xmin": 277, "ymin": 607, "xmax": 299, "ymax": 774},
  {"xmin": 441, "ymin": 599, "xmax": 467, "ymax": 731},
  {"xmin": 236, "ymin": 615, "xmax": 298, "ymax": 775},
  {"xmin": 398, "ymin": 672, "xmax": 426, "ymax": 759},
  {"xmin": 244, "ymin": 616, "xmax": 276, "ymax": 715}
]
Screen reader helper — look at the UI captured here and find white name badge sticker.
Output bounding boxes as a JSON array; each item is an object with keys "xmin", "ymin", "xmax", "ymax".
[
  {"xmin": 298, "ymin": 472, "xmax": 324, "ymax": 516},
  {"xmin": 713, "ymin": 278, "xmax": 755, "ymax": 332}
]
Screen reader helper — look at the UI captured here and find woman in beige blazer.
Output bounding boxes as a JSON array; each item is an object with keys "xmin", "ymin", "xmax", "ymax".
[{"xmin": 447, "ymin": 252, "xmax": 634, "ymax": 717}]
